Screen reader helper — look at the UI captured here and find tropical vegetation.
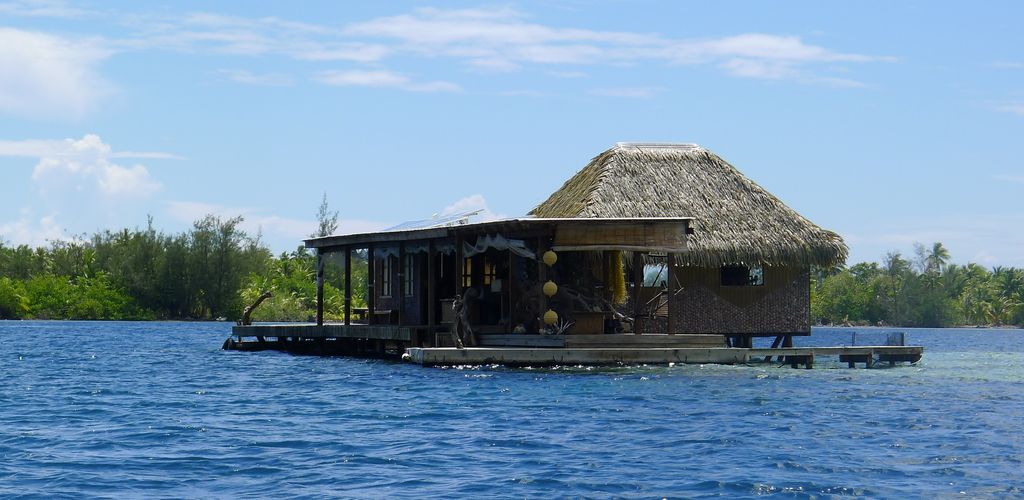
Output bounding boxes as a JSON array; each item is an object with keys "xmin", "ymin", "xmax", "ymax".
[
  {"xmin": 1, "ymin": 206, "xmax": 1020, "ymax": 328},
  {"xmin": 811, "ymin": 242, "xmax": 1024, "ymax": 327},
  {"xmin": 0, "ymin": 194, "xmax": 367, "ymax": 322}
]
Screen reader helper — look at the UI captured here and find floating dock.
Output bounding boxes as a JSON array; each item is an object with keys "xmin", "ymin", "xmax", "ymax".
[
  {"xmin": 404, "ymin": 346, "xmax": 922, "ymax": 368},
  {"xmin": 226, "ymin": 325, "xmax": 922, "ymax": 369}
]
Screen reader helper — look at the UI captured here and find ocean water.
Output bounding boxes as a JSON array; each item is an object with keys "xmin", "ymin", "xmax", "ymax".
[{"xmin": 1, "ymin": 322, "xmax": 1021, "ymax": 498}]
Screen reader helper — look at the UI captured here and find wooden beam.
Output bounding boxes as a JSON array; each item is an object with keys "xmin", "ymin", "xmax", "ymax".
[
  {"xmin": 344, "ymin": 246, "xmax": 352, "ymax": 326},
  {"xmin": 632, "ymin": 252, "xmax": 644, "ymax": 321},
  {"xmin": 666, "ymin": 252, "xmax": 675, "ymax": 335},
  {"xmin": 427, "ymin": 240, "xmax": 437, "ymax": 339},
  {"xmin": 507, "ymin": 250, "xmax": 513, "ymax": 333},
  {"xmin": 316, "ymin": 251, "xmax": 324, "ymax": 326},
  {"xmin": 367, "ymin": 245, "xmax": 375, "ymax": 325},
  {"xmin": 398, "ymin": 242, "xmax": 405, "ymax": 326},
  {"xmin": 455, "ymin": 236, "xmax": 464, "ymax": 297}
]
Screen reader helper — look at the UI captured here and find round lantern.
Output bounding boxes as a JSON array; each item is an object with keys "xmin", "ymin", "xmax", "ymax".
[
  {"xmin": 542, "ymin": 250, "xmax": 558, "ymax": 266},
  {"xmin": 542, "ymin": 280, "xmax": 558, "ymax": 297},
  {"xmin": 543, "ymin": 309, "xmax": 559, "ymax": 325}
]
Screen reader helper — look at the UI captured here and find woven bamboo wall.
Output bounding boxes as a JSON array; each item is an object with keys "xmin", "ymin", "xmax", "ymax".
[{"xmin": 670, "ymin": 265, "xmax": 810, "ymax": 335}]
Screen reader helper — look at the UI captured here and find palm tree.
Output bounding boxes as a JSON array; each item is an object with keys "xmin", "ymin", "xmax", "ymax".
[
  {"xmin": 882, "ymin": 252, "xmax": 910, "ymax": 324},
  {"xmin": 926, "ymin": 242, "xmax": 950, "ymax": 274}
]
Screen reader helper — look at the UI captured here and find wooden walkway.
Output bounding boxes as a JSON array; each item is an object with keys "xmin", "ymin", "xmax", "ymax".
[
  {"xmin": 232, "ymin": 324, "xmax": 412, "ymax": 341},
  {"xmin": 226, "ymin": 324, "xmax": 922, "ymax": 369},
  {"xmin": 403, "ymin": 345, "xmax": 923, "ymax": 368},
  {"xmin": 477, "ymin": 333, "xmax": 726, "ymax": 348}
]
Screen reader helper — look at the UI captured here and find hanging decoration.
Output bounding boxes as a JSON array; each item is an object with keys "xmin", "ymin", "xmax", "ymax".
[
  {"xmin": 542, "ymin": 250, "xmax": 558, "ymax": 266},
  {"xmin": 543, "ymin": 280, "xmax": 558, "ymax": 297},
  {"xmin": 604, "ymin": 250, "xmax": 628, "ymax": 305}
]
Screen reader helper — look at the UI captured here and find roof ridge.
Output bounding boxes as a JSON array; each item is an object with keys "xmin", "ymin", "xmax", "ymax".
[{"xmin": 615, "ymin": 142, "xmax": 702, "ymax": 149}]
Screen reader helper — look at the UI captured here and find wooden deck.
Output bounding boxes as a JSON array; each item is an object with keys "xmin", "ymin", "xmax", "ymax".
[
  {"xmin": 226, "ymin": 324, "xmax": 922, "ymax": 369},
  {"xmin": 403, "ymin": 345, "xmax": 924, "ymax": 368},
  {"xmin": 477, "ymin": 333, "xmax": 727, "ymax": 348},
  {"xmin": 232, "ymin": 323, "xmax": 412, "ymax": 341}
]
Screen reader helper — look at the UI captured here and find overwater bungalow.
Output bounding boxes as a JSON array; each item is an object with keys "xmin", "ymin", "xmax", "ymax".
[{"xmin": 229, "ymin": 143, "xmax": 920, "ymax": 367}]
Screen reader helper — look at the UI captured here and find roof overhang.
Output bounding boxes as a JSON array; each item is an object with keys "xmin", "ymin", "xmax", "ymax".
[{"xmin": 305, "ymin": 217, "xmax": 693, "ymax": 253}]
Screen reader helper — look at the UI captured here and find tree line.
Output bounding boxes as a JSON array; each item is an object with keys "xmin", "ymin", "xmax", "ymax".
[
  {"xmin": 811, "ymin": 242, "xmax": 1024, "ymax": 327},
  {"xmin": 0, "ymin": 194, "xmax": 367, "ymax": 321},
  {"xmin": 3, "ymin": 210, "xmax": 1020, "ymax": 329}
]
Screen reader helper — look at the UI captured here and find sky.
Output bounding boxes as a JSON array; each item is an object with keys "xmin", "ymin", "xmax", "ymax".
[{"xmin": 1, "ymin": 0, "xmax": 1023, "ymax": 266}]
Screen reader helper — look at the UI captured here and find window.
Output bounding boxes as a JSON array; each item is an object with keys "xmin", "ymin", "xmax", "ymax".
[
  {"xmin": 462, "ymin": 257, "xmax": 473, "ymax": 287},
  {"xmin": 643, "ymin": 262, "xmax": 668, "ymax": 287},
  {"xmin": 403, "ymin": 253, "xmax": 415, "ymax": 297},
  {"xmin": 380, "ymin": 257, "xmax": 393, "ymax": 297},
  {"xmin": 483, "ymin": 258, "xmax": 496, "ymax": 286},
  {"xmin": 721, "ymin": 265, "xmax": 764, "ymax": 286}
]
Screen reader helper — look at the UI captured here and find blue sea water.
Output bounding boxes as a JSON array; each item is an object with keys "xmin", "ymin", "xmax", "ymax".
[{"xmin": 1, "ymin": 322, "xmax": 1021, "ymax": 498}]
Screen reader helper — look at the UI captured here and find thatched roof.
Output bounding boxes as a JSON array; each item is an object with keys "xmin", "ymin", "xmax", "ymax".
[{"xmin": 529, "ymin": 143, "xmax": 847, "ymax": 267}]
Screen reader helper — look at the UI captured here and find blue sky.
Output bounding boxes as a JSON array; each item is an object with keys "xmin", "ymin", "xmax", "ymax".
[{"xmin": 1, "ymin": 1, "xmax": 1022, "ymax": 266}]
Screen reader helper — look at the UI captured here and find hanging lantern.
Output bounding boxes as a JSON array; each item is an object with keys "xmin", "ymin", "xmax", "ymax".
[
  {"xmin": 542, "ymin": 280, "xmax": 558, "ymax": 297},
  {"xmin": 542, "ymin": 250, "xmax": 558, "ymax": 266},
  {"xmin": 543, "ymin": 309, "xmax": 559, "ymax": 325}
]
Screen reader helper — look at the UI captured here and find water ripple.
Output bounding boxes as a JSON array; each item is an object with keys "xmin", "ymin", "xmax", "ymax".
[{"xmin": 1, "ymin": 322, "xmax": 1021, "ymax": 497}]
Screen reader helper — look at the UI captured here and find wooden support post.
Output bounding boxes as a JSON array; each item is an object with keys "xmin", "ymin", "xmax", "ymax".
[
  {"xmin": 632, "ymin": 252, "xmax": 644, "ymax": 321},
  {"xmin": 427, "ymin": 240, "xmax": 436, "ymax": 341},
  {"xmin": 455, "ymin": 236, "xmax": 464, "ymax": 298},
  {"xmin": 666, "ymin": 253, "xmax": 676, "ymax": 334},
  {"xmin": 367, "ymin": 245, "xmax": 375, "ymax": 325},
  {"xmin": 398, "ymin": 242, "xmax": 405, "ymax": 326},
  {"xmin": 344, "ymin": 246, "xmax": 352, "ymax": 326},
  {"xmin": 316, "ymin": 251, "xmax": 324, "ymax": 326},
  {"xmin": 507, "ymin": 250, "xmax": 513, "ymax": 333},
  {"xmin": 765, "ymin": 334, "xmax": 785, "ymax": 362}
]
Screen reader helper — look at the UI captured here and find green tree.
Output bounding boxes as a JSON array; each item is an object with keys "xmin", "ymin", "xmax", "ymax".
[
  {"xmin": 313, "ymin": 192, "xmax": 339, "ymax": 238},
  {"xmin": 0, "ymin": 277, "xmax": 30, "ymax": 319}
]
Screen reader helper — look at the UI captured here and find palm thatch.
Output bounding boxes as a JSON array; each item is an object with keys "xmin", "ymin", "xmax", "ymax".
[{"xmin": 530, "ymin": 143, "xmax": 847, "ymax": 267}]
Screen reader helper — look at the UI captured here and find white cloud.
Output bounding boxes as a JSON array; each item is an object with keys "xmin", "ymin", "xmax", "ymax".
[
  {"xmin": 166, "ymin": 201, "xmax": 387, "ymax": 241},
  {"xmin": 549, "ymin": 70, "xmax": 588, "ymax": 78},
  {"xmin": 1, "ymin": 134, "xmax": 170, "ymax": 197},
  {"xmin": 3, "ymin": 6, "xmax": 887, "ymax": 97},
  {"xmin": 588, "ymin": 87, "xmax": 661, "ymax": 99},
  {"xmin": 343, "ymin": 7, "xmax": 888, "ymax": 84},
  {"xmin": 315, "ymin": 70, "xmax": 460, "ymax": 92},
  {"xmin": 0, "ymin": 0, "xmax": 89, "ymax": 18},
  {"xmin": 467, "ymin": 57, "xmax": 521, "ymax": 72},
  {"xmin": 994, "ymin": 103, "xmax": 1024, "ymax": 116},
  {"xmin": 440, "ymin": 194, "xmax": 504, "ymax": 222},
  {"xmin": 0, "ymin": 135, "xmax": 178, "ymax": 159},
  {"xmin": 0, "ymin": 28, "xmax": 113, "ymax": 118},
  {"xmin": 499, "ymin": 89, "xmax": 547, "ymax": 97},
  {"xmin": 131, "ymin": 11, "xmax": 390, "ymax": 63},
  {"xmin": 218, "ymin": 69, "xmax": 293, "ymax": 86},
  {"xmin": 0, "ymin": 210, "xmax": 68, "ymax": 247},
  {"xmin": 842, "ymin": 213, "xmax": 1024, "ymax": 267},
  {"xmin": 992, "ymin": 61, "xmax": 1024, "ymax": 69},
  {"xmin": 992, "ymin": 174, "xmax": 1024, "ymax": 183}
]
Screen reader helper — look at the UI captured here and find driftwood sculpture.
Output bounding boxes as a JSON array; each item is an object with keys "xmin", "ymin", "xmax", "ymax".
[
  {"xmin": 452, "ymin": 288, "xmax": 480, "ymax": 349},
  {"xmin": 238, "ymin": 291, "xmax": 273, "ymax": 326}
]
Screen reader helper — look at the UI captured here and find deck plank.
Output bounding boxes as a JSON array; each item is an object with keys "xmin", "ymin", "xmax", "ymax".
[
  {"xmin": 404, "ymin": 345, "xmax": 923, "ymax": 367},
  {"xmin": 233, "ymin": 324, "xmax": 412, "ymax": 341}
]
